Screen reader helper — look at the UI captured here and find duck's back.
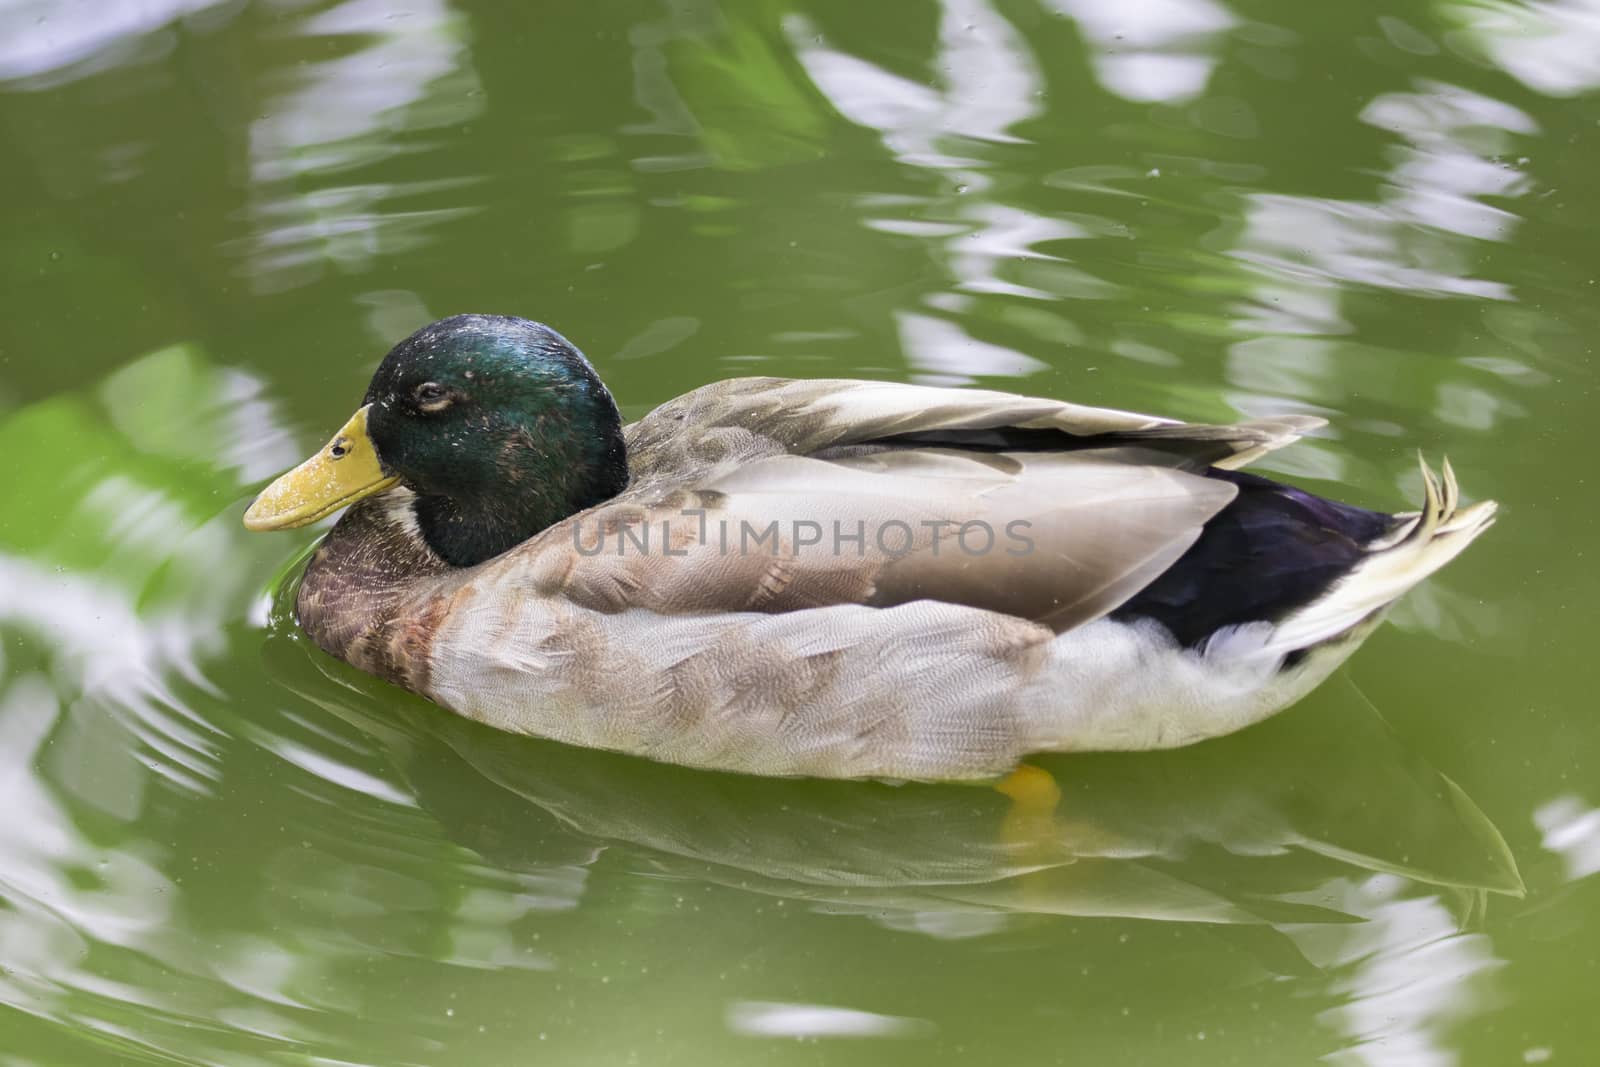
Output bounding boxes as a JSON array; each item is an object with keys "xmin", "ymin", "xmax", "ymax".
[{"xmin": 620, "ymin": 376, "xmax": 1317, "ymax": 484}]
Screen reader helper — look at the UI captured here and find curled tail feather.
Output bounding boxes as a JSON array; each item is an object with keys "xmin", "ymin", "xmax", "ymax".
[{"xmin": 1246, "ymin": 456, "xmax": 1497, "ymax": 660}]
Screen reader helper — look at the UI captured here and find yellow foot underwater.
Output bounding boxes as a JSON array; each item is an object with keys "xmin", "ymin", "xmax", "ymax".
[{"xmin": 995, "ymin": 763, "xmax": 1063, "ymax": 851}]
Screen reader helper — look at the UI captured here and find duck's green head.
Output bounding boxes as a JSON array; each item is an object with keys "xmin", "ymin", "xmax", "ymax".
[{"xmin": 244, "ymin": 314, "xmax": 629, "ymax": 566}]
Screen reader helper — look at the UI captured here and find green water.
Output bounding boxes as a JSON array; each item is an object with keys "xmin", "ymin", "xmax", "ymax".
[{"xmin": 1, "ymin": 0, "xmax": 1596, "ymax": 1062}]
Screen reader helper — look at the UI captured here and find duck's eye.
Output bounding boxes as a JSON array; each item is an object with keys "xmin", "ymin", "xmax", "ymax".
[{"xmin": 413, "ymin": 382, "xmax": 451, "ymax": 411}]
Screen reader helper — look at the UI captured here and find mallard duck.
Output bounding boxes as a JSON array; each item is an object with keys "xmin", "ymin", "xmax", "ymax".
[{"xmin": 245, "ymin": 314, "xmax": 1496, "ymax": 781}]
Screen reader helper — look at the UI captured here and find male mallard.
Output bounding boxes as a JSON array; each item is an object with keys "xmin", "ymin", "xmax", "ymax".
[{"xmin": 245, "ymin": 314, "xmax": 1496, "ymax": 780}]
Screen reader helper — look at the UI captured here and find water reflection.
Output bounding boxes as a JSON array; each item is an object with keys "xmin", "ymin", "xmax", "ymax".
[
  {"xmin": 727, "ymin": 1000, "xmax": 934, "ymax": 1039},
  {"xmin": 1222, "ymin": 76, "xmax": 1539, "ymax": 468},
  {"xmin": 235, "ymin": 0, "xmax": 484, "ymax": 290},
  {"xmin": 0, "ymin": 344, "xmax": 333, "ymax": 1059},
  {"xmin": 1228, "ymin": 78, "xmax": 1533, "ymax": 331},
  {"xmin": 1535, "ymin": 796, "xmax": 1600, "ymax": 883},
  {"xmin": 789, "ymin": 0, "xmax": 1038, "ymax": 169},
  {"xmin": 0, "ymin": 342, "xmax": 599, "ymax": 1061},
  {"xmin": 0, "ymin": 0, "xmax": 235, "ymax": 87},
  {"xmin": 787, "ymin": 1, "xmax": 1096, "ymax": 381},
  {"xmin": 1308, "ymin": 878, "xmax": 1503, "ymax": 1067},
  {"xmin": 1046, "ymin": 0, "xmax": 1238, "ymax": 104},
  {"xmin": 1362, "ymin": 81, "xmax": 1535, "ymax": 242},
  {"xmin": 1443, "ymin": 0, "xmax": 1600, "ymax": 97}
]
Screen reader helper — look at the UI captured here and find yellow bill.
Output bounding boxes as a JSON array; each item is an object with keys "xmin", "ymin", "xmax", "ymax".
[{"xmin": 243, "ymin": 404, "xmax": 400, "ymax": 531}]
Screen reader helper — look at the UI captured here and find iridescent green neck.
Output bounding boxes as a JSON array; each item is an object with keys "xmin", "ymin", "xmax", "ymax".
[{"xmin": 409, "ymin": 413, "xmax": 628, "ymax": 567}]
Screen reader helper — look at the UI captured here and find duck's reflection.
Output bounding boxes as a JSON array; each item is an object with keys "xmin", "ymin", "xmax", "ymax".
[
  {"xmin": 272, "ymin": 634, "xmax": 1522, "ymax": 1056},
  {"xmin": 271, "ymin": 610, "xmax": 1523, "ymax": 942}
]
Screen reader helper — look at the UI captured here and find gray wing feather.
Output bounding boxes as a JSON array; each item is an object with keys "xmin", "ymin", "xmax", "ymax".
[{"xmin": 527, "ymin": 448, "xmax": 1237, "ymax": 634}]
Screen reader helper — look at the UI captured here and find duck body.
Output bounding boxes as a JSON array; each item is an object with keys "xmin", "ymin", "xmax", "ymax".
[{"xmin": 249, "ymin": 315, "xmax": 1496, "ymax": 780}]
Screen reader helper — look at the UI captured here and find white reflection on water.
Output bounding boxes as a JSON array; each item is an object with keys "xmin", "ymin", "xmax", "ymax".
[
  {"xmin": 1534, "ymin": 795, "xmax": 1600, "ymax": 882},
  {"xmin": 727, "ymin": 1001, "xmax": 934, "ymax": 1039},
  {"xmin": 1222, "ymin": 78, "xmax": 1536, "ymax": 492},
  {"xmin": 0, "ymin": 0, "xmax": 234, "ymax": 86},
  {"xmin": 789, "ymin": 0, "xmax": 1085, "ymax": 381},
  {"xmin": 896, "ymin": 311, "xmax": 1048, "ymax": 385},
  {"xmin": 1229, "ymin": 80, "xmax": 1532, "ymax": 339},
  {"xmin": 1444, "ymin": 0, "xmax": 1600, "ymax": 97},
  {"xmin": 945, "ymin": 203, "xmax": 1093, "ymax": 301},
  {"xmin": 1361, "ymin": 81, "xmax": 1536, "ymax": 242},
  {"xmin": 0, "ymin": 554, "xmax": 222, "ymax": 803},
  {"xmin": 787, "ymin": 0, "xmax": 1037, "ymax": 168},
  {"xmin": 1232, "ymin": 195, "xmax": 1511, "ymax": 311},
  {"xmin": 0, "ymin": 351, "xmax": 305, "ymax": 805},
  {"xmin": 0, "ymin": 676, "xmax": 176, "ymax": 952},
  {"xmin": 1291, "ymin": 876, "xmax": 1504, "ymax": 1067},
  {"xmin": 0, "ymin": 673, "xmax": 188, "ymax": 1051},
  {"xmin": 266, "ymin": 735, "xmax": 417, "ymax": 806},
  {"xmin": 236, "ymin": 0, "xmax": 484, "ymax": 290},
  {"xmin": 1045, "ymin": 0, "xmax": 1238, "ymax": 103},
  {"xmin": 0, "ymin": 349, "xmax": 296, "ymax": 865}
]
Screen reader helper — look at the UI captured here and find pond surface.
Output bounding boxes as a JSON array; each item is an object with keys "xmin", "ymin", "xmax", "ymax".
[{"xmin": 1, "ymin": 0, "xmax": 1597, "ymax": 1063}]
